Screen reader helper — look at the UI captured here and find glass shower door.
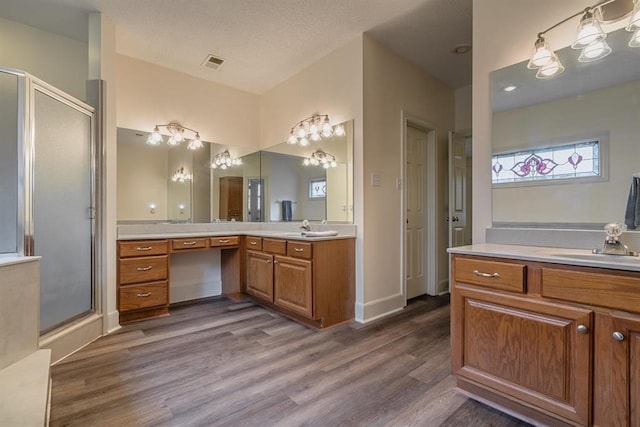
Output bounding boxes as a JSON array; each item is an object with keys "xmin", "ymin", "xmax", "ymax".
[{"xmin": 33, "ymin": 87, "xmax": 94, "ymax": 333}]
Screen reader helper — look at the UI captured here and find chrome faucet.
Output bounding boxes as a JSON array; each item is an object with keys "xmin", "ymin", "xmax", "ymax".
[
  {"xmin": 595, "ymin": 223, "xmax": 639, "ymax": 256},
  {"xmin": 300, "ymin": 219, "xmax": 311, "ymax": 232}
]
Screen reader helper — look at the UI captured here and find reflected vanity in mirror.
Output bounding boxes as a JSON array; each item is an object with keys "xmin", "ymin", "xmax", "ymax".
[
  {"xmin": 116, "ymin": 120, "xmax": 353, "ymax": 224},
  {"xmin": 491, "ymin": 27, "xmax": 640, "ymax": 228}
]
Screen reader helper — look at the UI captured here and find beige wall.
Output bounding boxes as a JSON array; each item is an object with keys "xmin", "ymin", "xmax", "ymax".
[
  {"xmin": 455, "ymin": 85, "xmax": 472, "ymax": 133},
  {"xmin": 362, "ymin": 36, "xmax": 454, "ymax": 317},
  {"xmin": 0, "ymin": 16, "xmax": 87, "ymax": 100},
  {"xmin": 116, "ymin": 55, "xmax": 261, "ymax": 150},
  {"xmin": 472, "ymin": 0, "xmax": 629, "ymax": 241}
]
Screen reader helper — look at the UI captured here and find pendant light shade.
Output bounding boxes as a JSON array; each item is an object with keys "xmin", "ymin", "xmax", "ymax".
[
  {"xmin": 535, "ymin": 54, "xmax": 565, "ymax": 79},
  {"xmin": 627, "ymin": 0, "xmax": 640, "ymax": 31},
  {"xmin": 572, "ymin": 10, "xmax": 606, "ymax": 49},
  {"xmin": 527, "ymin": 35, "xmax": 554, "ymax": 69},
  {"xmin": 578, "ymin": 39, "xmax": 612, "ymax": 62}
]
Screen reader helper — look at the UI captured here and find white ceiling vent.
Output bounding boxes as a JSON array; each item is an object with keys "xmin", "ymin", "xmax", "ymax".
[{"xmin": 202, "ymin": 54, "xmax": 225, "ymax": 71}]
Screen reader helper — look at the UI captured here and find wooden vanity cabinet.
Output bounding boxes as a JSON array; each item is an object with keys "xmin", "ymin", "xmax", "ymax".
[
  {"xmin": 117, "ymin": 240, "xmax": 170, "ymax": 323},
  {"xmin": 451, "ymin": 254, "xmax": 640, "ymax": 427},
  {"xmin": 593, "ymin": 312, "xmax": 640, "ymax": 427},
  {"xmin": 245, "ymin": 236, "xmax": 354, "ymax": 328}
]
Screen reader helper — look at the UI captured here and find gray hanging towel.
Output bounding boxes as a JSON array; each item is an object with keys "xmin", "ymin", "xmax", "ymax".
[
  {"xmin": 624, "ymin": 176, "xmax": 640, "ymax": 230},
  {"xmin": 282, "ymin": 200, "xmax": 292, "ymax": 222}
]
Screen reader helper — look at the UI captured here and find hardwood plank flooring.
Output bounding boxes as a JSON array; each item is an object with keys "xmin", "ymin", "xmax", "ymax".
[{"xmin": 50, "ymin": 295, "xmax": 531, "ymax": 426}]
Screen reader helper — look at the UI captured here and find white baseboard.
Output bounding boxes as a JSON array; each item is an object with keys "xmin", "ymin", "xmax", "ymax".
[
  {"xmin": 170, "ymin": 280, "xmax": 222, "ymax": 304},
  {"xmin": 355, "ymin": 293, "xmax": 405, "ymax": 323},
  {"xmin": 438, "ymin": 278, "xmax": 450, "ymax": 295},
  {"xmin": 39, "ymin": 314, "xmax": 103, "ymax": 364},
  {"xmin": 106, "ymin": 310, "xmax": 121, "ymax": 334}
]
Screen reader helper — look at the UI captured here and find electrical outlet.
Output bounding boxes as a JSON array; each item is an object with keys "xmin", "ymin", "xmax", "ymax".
[{"xmin": 371, "ymin": 173, "xmax": 381, "ymax": 187}]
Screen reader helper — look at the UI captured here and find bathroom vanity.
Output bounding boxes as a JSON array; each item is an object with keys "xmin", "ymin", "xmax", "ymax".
[
  {"xmin": 117, "ymin": 226, "xmax": 355, "ymax": 328},
  {"xmin": 449, "ymin": 244, "xmax": 640, "ymax": 426}
]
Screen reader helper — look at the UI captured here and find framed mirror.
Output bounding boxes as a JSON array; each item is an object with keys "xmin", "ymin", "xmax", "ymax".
[
  {"xmin": 491, "ymin": 27, "xmax": 640, "ymax": 228},
  {"xmin": 116, "ymin": 120, "xmax": 354, "ymax": 224}
]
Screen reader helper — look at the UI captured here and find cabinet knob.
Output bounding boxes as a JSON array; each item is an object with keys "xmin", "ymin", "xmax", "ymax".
[
  {"xmin": 577, "ymin": 324, "xmax": 588, "ymax": 334},
  {"xmin": 612, "ymin": 331, "xmax": 625, "ymax": 342}
]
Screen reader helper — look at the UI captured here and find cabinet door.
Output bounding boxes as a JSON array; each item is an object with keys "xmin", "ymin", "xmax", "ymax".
[
  {"xmin": 246, "ymin": 250, "xmax": 273, "ymax": 302},
  {"xmin": 594, "ymin": 312, "xmax": 640, "ymax": 427},
  {"xmin": 452, "ymin": 285, "xmax": 592, "ymax": 425},
  {"xmin": 274, "ymin": 256, "xmax": 313, "ymax": 318}
]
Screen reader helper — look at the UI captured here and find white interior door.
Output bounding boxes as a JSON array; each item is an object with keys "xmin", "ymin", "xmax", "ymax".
[
  {"xmin": 448, "ymin": 131, "xmax": 467, "ymax": 248},
  {"xmin": 405, "ymin": 125, "xmax": 427, "ymax": 299}
]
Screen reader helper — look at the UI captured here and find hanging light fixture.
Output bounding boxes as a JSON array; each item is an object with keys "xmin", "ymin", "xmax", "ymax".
[
  {"xmin": 527, "ymin": 0, "xmax": 637, "ymax": 79},
  {"xmin": 171, "ymin": 166, "xmax": 192, "ymax": 182},
  {"xmin": 147, "ymin": 121, "xmax": 204, "ymax": 150},
  {"xmin": 210, "ymin": 150, "xmax": 242, "ymax": 169},
  {"xmin": 286, "ymin": 114, "xmax": 345, "ymax": 145},
  {"xmin": 303, "ymin": 150, "xmax": 338, "ymax": 169}
]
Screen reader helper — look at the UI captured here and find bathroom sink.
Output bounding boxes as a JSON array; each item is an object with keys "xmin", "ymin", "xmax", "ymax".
[{"xmin": 549, "ymin": 252, "xmax": 639, "ymax": 263}]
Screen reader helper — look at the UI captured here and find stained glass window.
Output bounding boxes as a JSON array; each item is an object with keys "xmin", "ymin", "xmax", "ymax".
[
  {"xmin": 309, "ymin": 178, "xmax": 327, "ymax": 199},
  {"xmin": 492, "ymin": 140, "xmax": 600, "ymax": 184}
]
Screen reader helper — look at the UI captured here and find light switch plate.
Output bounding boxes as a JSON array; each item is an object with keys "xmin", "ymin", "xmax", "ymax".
[{"xmin": 371, "ymin": 173, "xmax": 381, "ymax": 187}]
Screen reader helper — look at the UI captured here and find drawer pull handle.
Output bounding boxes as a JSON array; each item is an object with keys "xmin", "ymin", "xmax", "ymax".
[
  {"xmin": 136, "ymin": 292, "xmax": 152, "ymax": 297},
  {"xmin": 218, "ymin": 239, "xmax": 230, "ymax": 243},
  {"xmin": 613, "ymin": 331, "xmax": 625, "ymax": 342},
  {"xmin": 136, "ymin": 246, "xmax": 152, "ymax": 251},
  {"xmin": 294, "ymin": 248, "xmax": 304, "ymax": 252},
  {"xmin": 250, "ymin": 241, "xmax": 257, "ymax": 245},
  {"xmin": 136, "ymin": 266, "xmax": 153, "ymax": 271},
  {"xmin": 577, "ymin": 325, "xmax": 588, "ymax": 334},
  {"xmin": 183, "ymin": 241, "xmax": 197, "ymax": 246},
  {"xmin": 473, "ymin": 270, "xmax": 500, "ymax": 279}
]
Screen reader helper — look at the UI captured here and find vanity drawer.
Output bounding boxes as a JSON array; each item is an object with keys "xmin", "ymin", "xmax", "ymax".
[
  {"xmin": 119, "ymin": 240, "xmax": 168, "ymax": 258},
  {"xmin": 171, "ymin": 238, "xmax": 208, "ymax": 251},
  {"xmin": 119, "ymin": 256, "xmax": 168, "ymax": 285},
  {"xmin": 119, "ymin": 281, "xmax": 168, "ymax": 311},
  {"xmin": 288, "ymin": 241, "xmax": 312, "ymax": 259},
  {"xmin": 541, "ymin": 267, "xmax": 640, "ymax": 313},
  {"xmin": 210, "ymin": 236, "xmax": 239, "ymax": 247},
  {"xmin": 263, "ymin": 238, "xmax": 287, "ymax": 255},
  {"xmin": 246, "ymin": 236, "xmax": 263, "ymax": 250},
  {"xmin": 454, "ymin": 257, "xmax": 526, "ymax": 293}
]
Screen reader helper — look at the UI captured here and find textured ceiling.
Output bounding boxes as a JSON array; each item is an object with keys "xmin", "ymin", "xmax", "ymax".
[{"xmin": 0, "ymin": 0, "xmax": 472, "ymax": 94}]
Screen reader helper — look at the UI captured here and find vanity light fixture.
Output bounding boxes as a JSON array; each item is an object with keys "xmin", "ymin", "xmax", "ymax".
[
  {"xmin": 147, "ymin": 121, "xmax": 204, "ymax": 150},
  {"xmin": 287, "ymin": 114, "xmax": 345, "ymax": 146},
  {"xmin": 210, "ymin": 150, "xmax": 242, "ymax": 169},
  {"xmin": 528, "ymin": 0, "xmax": 637, "ymax": 79},
  {"xmin": 303, "ymin": 149, "xmax": 337, "ymax": 169},
  {"xmin": 171, "ymin": 166, "xmax": 192, "ymax": 182}
]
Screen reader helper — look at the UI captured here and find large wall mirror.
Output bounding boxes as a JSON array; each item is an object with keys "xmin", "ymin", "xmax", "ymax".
[
  {"xmin": 116, "ymin": 120, "xmax": 353, "ymax": 224},
  {"xmin": 491, "ymin": 27, "xmax": 640, "ymax": 228}
]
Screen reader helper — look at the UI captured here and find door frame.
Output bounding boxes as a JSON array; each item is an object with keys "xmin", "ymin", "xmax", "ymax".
[{"xmin": 400, "ymin": 111, "xmax": 438, "ymax": 303}]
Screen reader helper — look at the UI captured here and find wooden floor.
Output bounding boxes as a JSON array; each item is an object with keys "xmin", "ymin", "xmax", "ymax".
[{"xmin": 50, "ymin": 295, "xmax": 530, "ymax": 426}]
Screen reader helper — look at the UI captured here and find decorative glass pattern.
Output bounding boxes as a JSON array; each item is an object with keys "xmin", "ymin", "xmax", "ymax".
[
  {"xmin": 309, "ymin": 178, "xmax": 327, "ymax": 199},
  {"xmin": 492, "ymin": 140, "xmax": 600, "ymax": 184}
]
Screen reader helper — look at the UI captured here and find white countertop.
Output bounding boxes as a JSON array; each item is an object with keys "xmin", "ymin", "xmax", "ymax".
[
  {"xmin": 117, "ymin": 223, "xmax": 357, "ymax": 241},
  {"xmin": 448, "ymin": 243, "xmax": 640, "ymax": 272},
  {"xmin": 0, "ymin": 256, "xmax": 40, "ymax": 268}
]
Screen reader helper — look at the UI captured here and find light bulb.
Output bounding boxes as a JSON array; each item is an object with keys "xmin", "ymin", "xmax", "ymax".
[
  {"xmin": 334, "ymin": 124, "xmax": 345, "ymax": 137},
  {"xmin": 627, "ymin": 1, "xmax": 640, "ymax": 31},
  {"xmin": 303, "ymin": 158, "xmax": 310, "ymax": 166},
  {"xmin": 527, "ymin": 36, "xmax": 554, "ymax": 69},
  {"xmin": 536, "ymin": 55, "xmax": 564, "ymax": 79},
  {"xmin": 297, "ymin": 123, "xmax": 307, "ymax": 138},
  {"xmin": 220, "ymin": 164, "xmax": 227, "ymax": 170},
  {"xmin": 187, "ymin": 133, "xmax": 203, "ymax": 150},
  {"xmin": 321, "ymin": 116, "xmax": 332, "ymax": 134},
  {"xmin": 579, "ymin": 39, "xmax": 611, "ymax": 62},
  {"xmin": 323, "ymin": 163, "xmax": 330, "ymax": 169},
  {"xmin": 330, "ymin": 161, "xmax": 337, "ymax": 167},
  {"xmin": 299, "ymin": 137, "xmax": 309, "ymax": 146},
  {"xmin": 287, "ymin": 132, "xmax": 298, "ymax": 144},
  {"xmin": 309, "ymin": 121, "xmax": 319, "ymax": 135},
  {"xmin": 572, "ymin": 11, "xmax": 606, "ymax": 49},
  {"xmin": 167, "ymin": 136, "xmax": 179, "ymax": 146},
  {"xmin": 146, "ymin": 135, "xmax": 160, "ymax": 145},
  {"xmin": 173, "ymin": 129, "xmax": 184, "ymax": 143},
  {"xmin": 210, "ymin": 163, "xmax": 218, "ymax": 169},
  {"xmin": 311, "ymin": 132, "xmax": 321, "ymax": 141},
  {"xmin": 630, "ymin": 28, "xmax": 640, "ymax": 47}
]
